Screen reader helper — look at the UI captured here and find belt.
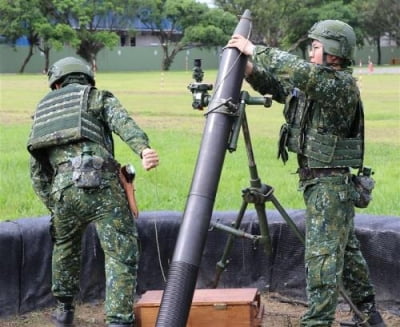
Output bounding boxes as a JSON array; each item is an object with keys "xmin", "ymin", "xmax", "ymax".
[
  {"xmin": 298, "ymin": 167, "xmax": 350, "ymax": 180},
  {"xmin": 56, "ymin": 159, "xmax": 119, "ymax": 173}
]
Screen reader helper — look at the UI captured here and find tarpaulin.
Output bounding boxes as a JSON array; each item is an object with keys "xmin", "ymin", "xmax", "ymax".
[{"xmin": 0, "ymin": 210, "xmax": 399, "ymax": 317}]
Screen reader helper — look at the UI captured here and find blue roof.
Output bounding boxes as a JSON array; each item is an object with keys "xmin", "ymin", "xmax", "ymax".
[
  {"xmin": 15, "ymin": 36, "xmax": 30, "ymax": 46},
  {"xmin": 69, "ymin": 13, "xmax": 180, "ymax": 32}
]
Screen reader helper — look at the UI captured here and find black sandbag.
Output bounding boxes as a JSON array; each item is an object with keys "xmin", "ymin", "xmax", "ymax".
[
  {"xmin": 17, "ymin": 217, "xmax": 54, "ymax": 314},
  {"xmin": 0, "ymin": 221, "xmax": 23, "ymax": 316}
]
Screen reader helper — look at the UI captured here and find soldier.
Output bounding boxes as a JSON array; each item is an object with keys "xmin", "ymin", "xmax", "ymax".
[
  {"xmin": 228, "ymin": 21, "xmax": 386, "ymax": 327},
  {"xmin": 27, "ymin": 57, "xmax": 159, "ymax": 327}
]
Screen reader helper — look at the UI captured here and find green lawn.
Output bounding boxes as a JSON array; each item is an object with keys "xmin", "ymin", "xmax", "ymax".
[{"xmin": 0, "ymin": 69, "xmax": 399, "ymax": 220}]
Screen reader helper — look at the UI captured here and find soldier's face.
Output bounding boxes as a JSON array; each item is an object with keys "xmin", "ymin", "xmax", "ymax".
[{"xmin": 308, "ymin": 40, "xmax": 324, "ymax": 65}]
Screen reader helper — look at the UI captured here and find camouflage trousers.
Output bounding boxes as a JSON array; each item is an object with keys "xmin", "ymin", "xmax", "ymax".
[
  {"xmin": 299, "ymin": 175, "xmax": 375, "ymax": 327},
  {"xmin": 50, "ymin": 178, "xmax": 138, "ymax": 324}
]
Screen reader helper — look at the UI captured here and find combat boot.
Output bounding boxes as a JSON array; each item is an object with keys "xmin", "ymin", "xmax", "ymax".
[
  {"xmin": 51, "ymin": 298, "xmax": 75, "ymax": 327},
  {"xmin": 340, "ymin": 301, "xmax": 386, "ymax": 327}
]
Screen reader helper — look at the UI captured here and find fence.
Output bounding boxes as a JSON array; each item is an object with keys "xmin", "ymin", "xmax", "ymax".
[{"xmin": 1, "ymin": 45, "xmax": 399, "ymax": 74}]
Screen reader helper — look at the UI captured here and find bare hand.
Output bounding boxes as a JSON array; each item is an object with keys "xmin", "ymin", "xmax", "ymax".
[
  {"xmin": 227, "ymin": 34, "xmax": 255, "ymax": 56},
  {"xmin": 141, "ymin": 148, "xmax": 159, "ymax": 171}
]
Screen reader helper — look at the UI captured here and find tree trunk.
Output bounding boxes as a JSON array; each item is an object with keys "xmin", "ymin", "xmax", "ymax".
[
  {"xmin": 161, "ymin": 44, "xmax": 183, "ymax": 71},
  {"xmin": 19, "ymin": 44, "xmax": 34, "ymax": 74},
  {"xmin": 161, "ymin": 57, "xmax": 172, "ymax": 71},
  {"xmin": 43, "ymin": 47, "xmax": 50, "ymax": 73},
  {"xmin": 376, "ymin": 36, "xmax": 382, "ymax": 65},
  {"xmin": 77, "ymin": 41, "xmax": 102, "ymax": 71},
  {"xmin": 161, "ymin": 45, "xmax": 172, "ymax": 71}
]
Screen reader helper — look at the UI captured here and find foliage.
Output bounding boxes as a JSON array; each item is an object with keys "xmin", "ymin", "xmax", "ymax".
[
  {"xmin": 182, "ymin": 8, "xmax": 238, "ymax": 47},
  {"xmin": 51, "ymin": 0, "xmax": 137, "ymax": 69},
  {"xmin": 137, "ymin": 0, "xmax": 237, "ymax": 70},
  {"xmin": 281, "ymin": 1, "xmax": 362, "ymax": 57},
  {"xmin": 216, "ymin": 0, "xmax": 290, "ymax": 46},
  {"xmin": 0, "ymin": 0, "xmax": 77, "ymax": 72},
  {"xmin": 216, "ymin": 0, "xmax": 398, "ymax": 61},
  {"xmin": 354, "ymin": 0, "xmax": 400, "ymax": 64},
  {"xmin": 0, "ymin": 0, "xmax": 398, "ymax": 70},
  {"xmin": 0, "ymin": 0, "xmax": 44, "ymax": 72}
]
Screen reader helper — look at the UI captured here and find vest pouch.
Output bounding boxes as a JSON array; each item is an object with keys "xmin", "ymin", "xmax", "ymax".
[
  {"xmin": 352, "ymin": 174, "xmax": 375, "ymax": 208},
  {"xmin": 71, "ymin": 154, "xmax": 104, "ymax": 188}
]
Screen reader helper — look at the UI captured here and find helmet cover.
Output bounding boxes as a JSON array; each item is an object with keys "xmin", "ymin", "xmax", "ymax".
[
  {"xmin": 308, "ymin": 20, "xmax": 356, "ymax": 60},
  {"xmin": 48, "ymin": 57, "xmax": 94, "ymax": 89}
]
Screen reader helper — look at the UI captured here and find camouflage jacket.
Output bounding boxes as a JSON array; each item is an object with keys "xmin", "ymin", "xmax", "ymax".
[
  {"xmin": 246, "ymin": 46, "xmax": 363, "ymax": 168},
  {"xmin": 28, "ymin": 84, "xmax": 151, "ymax": 210}
]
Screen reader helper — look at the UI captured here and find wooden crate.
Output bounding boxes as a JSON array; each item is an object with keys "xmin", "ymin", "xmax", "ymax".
[{"xmin": 134, "ymin": 288, "xmax": 263, "ymax": 327}]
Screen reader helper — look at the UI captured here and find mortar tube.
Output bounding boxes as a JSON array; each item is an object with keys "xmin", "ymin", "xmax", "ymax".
[{"xmin": 155, "ymin": 10, "xmax": 252, "ymax": 327}]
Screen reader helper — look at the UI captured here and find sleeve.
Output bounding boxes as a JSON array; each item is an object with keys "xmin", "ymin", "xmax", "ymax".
[
  {"xmin": 246, "ymin": 45, "xmax": 322, "ymax": 103},
  {"xmin": 245, "ymin": 47, "xmax": 288, "ymax": 103},
  {"xmin": 100, "ymin": 90, "xmax": 151, "ymax": 156},
  {"xmin": 29, "ymin": 155, "xmax": 54, "ymax": 211}
]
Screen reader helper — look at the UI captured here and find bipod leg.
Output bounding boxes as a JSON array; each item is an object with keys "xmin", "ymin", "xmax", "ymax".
[
  {"xmin": 269, "ymin": 194, "xmax": 305, "ymax": 245},
  {"xmin": 240, "ymin": 101, "xmax": 272, "ymax": 255},
  {"xmin": 212, "ymin": 99, "xmax": 273, "ymax": 288},
  {"xmin": 255, "ymin": 202, "xmax": 272, "ymax": 255},
  {"xmin": 211, "ymin": 200, "xmax": 248, "ymax": 288},
  {"xmin": 241, "ymin": 184, "xmax": 273, "ymax": 255}
]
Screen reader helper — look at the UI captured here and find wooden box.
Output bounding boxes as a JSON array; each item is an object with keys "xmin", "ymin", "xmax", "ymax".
[{"xmin": 134, "ymin": 288, "xmax": 263, "ymax": 327}]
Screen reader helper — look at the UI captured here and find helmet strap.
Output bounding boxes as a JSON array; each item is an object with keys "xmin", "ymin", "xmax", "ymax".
[
  {"xmin": 323, "ymin": 52, "xmax": 343, "ymax": 69},
  {"xmin": 59, "ymin": 74, "xmax": 92, "ymax": 88},
  {"xmin": 323, "ymin": 52, "xmax": 328, "ymax": 66}
]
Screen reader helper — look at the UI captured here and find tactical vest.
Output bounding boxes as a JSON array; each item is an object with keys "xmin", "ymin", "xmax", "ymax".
[
  {"xmin": 278, "ymin": 88, "xmax": 363, "ymax": 168},
  {"xmin": 28, "ymin": 84, "xmax": 107, "ymax": 153}
]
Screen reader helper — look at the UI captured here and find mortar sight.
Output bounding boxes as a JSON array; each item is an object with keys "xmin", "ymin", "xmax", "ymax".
[
  {"xmin": 192, "ymin": 58, "xmax": 204, "ymax": 82},
  {"xmin": 187, "ymin": 59, "xmax": 213, "ymax": 110}
]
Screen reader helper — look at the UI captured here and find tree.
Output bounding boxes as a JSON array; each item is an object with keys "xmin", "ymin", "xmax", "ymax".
[
  {"xmin": 215, "ymin": 0, "xmax": 366, "ymax": 59},
  {"xmin": 136, "ymin": 0, "xmax": 237, "ymax": 70},
  {"xmin": 0, "ymin": 0, "xmax": 78, "ymax": 73},
  {"xmin": 355, "ymin": 0, "xmax": 399, "ymax": 65},
  {"xmin": 0, "ymin": 0, "xmax": 45, "ymax": 73},
  {"xmin": 280, "ymin": 1, "xmax": 363, "ymax": 59},
  {"xmin": 35, "ymin": 23, "xmax": 79, "ymax": 72},
  {"xmin": 51, "ymin": 0, "xmax": 138, "ymax": 70},
  {"xmin": 215, "ymin": 0, "xmax": 290, "ymax": 46}
]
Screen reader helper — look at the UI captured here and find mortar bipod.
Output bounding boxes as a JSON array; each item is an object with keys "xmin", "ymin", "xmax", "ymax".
[{"xmin": 209, "ymin": 90, "xmax": 303, "ymax": 288}]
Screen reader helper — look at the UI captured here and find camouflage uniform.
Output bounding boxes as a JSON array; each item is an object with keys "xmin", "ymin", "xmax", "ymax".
[
  {"xmin": 28, "ymin": 81, "xmax": 151, "ymax": 325},
  {"xmin": 246, "ymin": 46, "xmax": 376, "ymax": 326}
]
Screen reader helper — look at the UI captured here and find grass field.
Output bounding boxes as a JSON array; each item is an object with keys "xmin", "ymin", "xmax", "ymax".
[{"xmin": 0, "ymin": 68, "xmax": 399, "ymax": 221}]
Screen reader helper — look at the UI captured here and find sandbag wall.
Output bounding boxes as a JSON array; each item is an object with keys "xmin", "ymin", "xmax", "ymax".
[{"xmin": 0, "ymin": 210, "xmax": 399, "ymax": 317}]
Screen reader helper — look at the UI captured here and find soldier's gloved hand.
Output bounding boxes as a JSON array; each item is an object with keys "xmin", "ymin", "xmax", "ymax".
[{"xmin": 141, "ymin": 148, "xmax": 159, "ymax": 171}]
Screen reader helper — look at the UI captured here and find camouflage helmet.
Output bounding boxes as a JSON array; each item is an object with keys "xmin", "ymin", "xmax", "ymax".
[
  {"xmin": 48, "ymin": 57, "xmax": 94, "ymax": 89},
  {"xmin": 308, "ymin": 20, "xmax": 356, "ymax": 60}
]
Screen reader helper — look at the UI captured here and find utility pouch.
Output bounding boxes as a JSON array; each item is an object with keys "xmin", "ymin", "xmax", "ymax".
[
  {"xmin": 352, "ymin": 167, "xmax": 375, "ymax": 208},
  {"xmin": 71, "ymin": 154, "xmax": 104, "ymax": 188},
  {"xmin": 277, "ymin": 123, "xmax": 289, "ymax": 163}
]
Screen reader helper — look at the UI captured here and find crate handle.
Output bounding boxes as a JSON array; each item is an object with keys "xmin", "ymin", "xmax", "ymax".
[{"xmin": 213, "ymin": 303, "xmax": 227, "ymax": 310}]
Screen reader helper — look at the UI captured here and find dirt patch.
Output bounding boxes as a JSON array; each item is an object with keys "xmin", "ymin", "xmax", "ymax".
[{"xmin": 1, "ymin": 292, "xmax": 399, "ymax": 327}]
